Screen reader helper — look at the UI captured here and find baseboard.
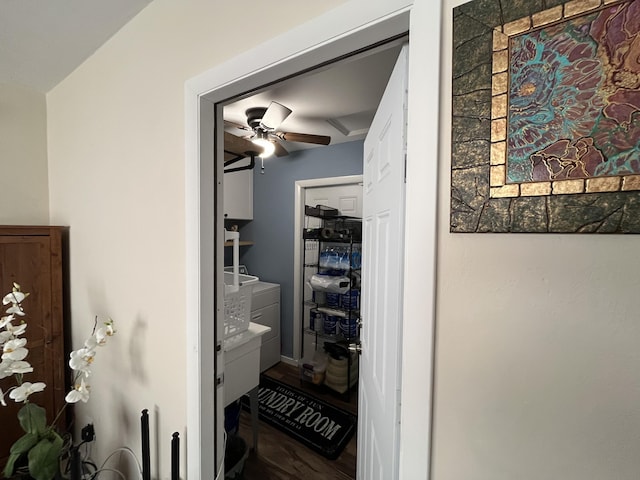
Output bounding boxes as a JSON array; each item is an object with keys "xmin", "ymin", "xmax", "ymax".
[{"xmin": 280, "ymin": 355, "xmax": 299, "ymax": 367}]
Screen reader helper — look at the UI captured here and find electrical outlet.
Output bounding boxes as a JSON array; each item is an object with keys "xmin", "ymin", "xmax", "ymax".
[{"xmin": 81, "ymin": 423, "xmax": 95, "ymax": 442}]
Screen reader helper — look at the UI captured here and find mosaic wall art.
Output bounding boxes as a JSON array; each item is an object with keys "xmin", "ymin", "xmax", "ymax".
[{"xmin": 451, "ymin": 0, "xmax": 640, "ymax": 232}]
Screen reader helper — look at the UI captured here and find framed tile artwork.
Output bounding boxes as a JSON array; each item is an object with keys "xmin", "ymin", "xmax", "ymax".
[{"xmin": 451, "ymin": 0, "xmax": 640, "ymax": 232}]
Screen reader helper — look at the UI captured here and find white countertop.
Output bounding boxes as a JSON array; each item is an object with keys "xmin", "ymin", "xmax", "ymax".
[{"xmin": 224, "ymin": 322, "xmax": 271, "ymax": 352}]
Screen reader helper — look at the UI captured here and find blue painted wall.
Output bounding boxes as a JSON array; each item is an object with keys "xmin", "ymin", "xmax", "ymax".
[{"xmin": 238, "ymin": 140, "xmax": 363, "ymax": 357}]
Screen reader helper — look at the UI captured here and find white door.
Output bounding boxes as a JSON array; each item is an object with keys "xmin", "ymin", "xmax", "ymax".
[{"xmin": 357, "ymin": 44, "xmax": 408, "ymax": 480}]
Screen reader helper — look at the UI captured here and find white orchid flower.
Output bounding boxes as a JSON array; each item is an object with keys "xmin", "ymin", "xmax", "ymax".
[
  {"xmin": 0, "ymin": 314, "xmax": 15, "ymax": 329},
  {"xmin": 84, "ymin": 335, "xmax": 97, "ymax": 350},
  {"xmin": 2, "ymin": 338, "xmax": 28, "ymax": 361},
  {"xmin": 0, "ymin": 359, "xmax": 14, "ymax": 379},
  {"xmin": 9, "ymin": 360, "xmax": 33, "ymax": 374},
  {"xmin": 95, "ymin": 328, "xmax": 109, "ymax": 346},
  {"xmin": 80, "ymin": 319, "xmax": 114, "ymax": 348},
  {"xmin": 5, "ymin": 304, "xmax": 25, "ymax": 316},
  {"xmin": 69, "ymin": 347, "xmax": 95, "ymax": 376},
  {"xmin": 1, "ymin": 281, "xmax": 116, "ymax": 417},
  {"xmin": 0, "ymin": 330, "xmax": 13, "ymax": 344},
  {"xmin": 3, "ymin": 337, "xmax": 26, "ymax": 350},
  {"xmin": 9, "ymin": 381, "xmax": 46, "ymax": 403},
  {"xmin": 65, "ymin": 378, "xmax": 91, "ymax": 403},
  {"xmin": 104, "ymin": 320, "xmax": 115, "ymax": 335},
  {"xmin": 3, "ymin": 321, "xmax": 26, "ymax": 338},
  {"xmin": 2, "ymin": 289, "xmax": 26, "ymax": 306}
]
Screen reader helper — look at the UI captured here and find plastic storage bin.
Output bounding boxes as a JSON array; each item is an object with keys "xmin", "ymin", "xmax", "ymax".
[{"xmin": 300, "ymin": 350, "xmax": 328, "ymax": 385}]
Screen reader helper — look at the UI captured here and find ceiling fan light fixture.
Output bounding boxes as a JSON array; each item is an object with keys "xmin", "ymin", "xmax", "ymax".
[{"xmin": 252, "ymin": 133, "xmax": 275, "ymax": 158}]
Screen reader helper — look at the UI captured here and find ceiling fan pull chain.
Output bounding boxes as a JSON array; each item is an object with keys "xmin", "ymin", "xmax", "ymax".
[{"xmin": 260, "ymin": 156, "xmax": 265, "ymax": 174}]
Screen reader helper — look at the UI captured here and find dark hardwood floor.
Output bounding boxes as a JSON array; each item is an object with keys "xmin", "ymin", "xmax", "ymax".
[{"xmin": 237, "ymin": 362, "xmax": 358, "ymax": 480}]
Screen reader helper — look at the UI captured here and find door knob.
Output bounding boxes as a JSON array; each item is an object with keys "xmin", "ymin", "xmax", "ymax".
[{"xmin": 348, "ymin": 342, "xmax": 362, "ymax": 355}]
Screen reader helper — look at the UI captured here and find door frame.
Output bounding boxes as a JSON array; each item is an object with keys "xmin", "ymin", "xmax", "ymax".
[
  {"xmin": 292, "ymin": 175, "xmax": 364, "ymax": 364},
  {"xmin": 185, "ymin": 1, "xmax": 440, "ymax": 479}
]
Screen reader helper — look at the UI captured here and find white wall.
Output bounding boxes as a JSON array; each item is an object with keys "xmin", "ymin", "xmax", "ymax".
[
  {"xmin": 431, "ymin": 1, "xmax": 640, "ymax": 479},
  {"xmin": 45, "ymin": 1, "xmax": 346, "ymax": 478},
  {"xmin": 40, "ymin": 0, "xmax": 640, "ymax": 477},
  {"xmin": 0, "ymin": 84, "xmax": 49, "ymax": 224}
]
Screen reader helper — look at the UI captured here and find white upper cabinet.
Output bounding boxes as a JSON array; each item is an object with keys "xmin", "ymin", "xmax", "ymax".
[{"xmin": 223, "ymin": 168, "xmax": 253, "ymax": 220}]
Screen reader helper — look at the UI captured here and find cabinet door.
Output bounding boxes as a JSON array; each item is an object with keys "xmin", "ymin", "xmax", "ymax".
[
  {"xmin": 223, "ymin": 169, "xmax": 253, "ymax": 220},
  {"xmin": 0, "ymin": 228, "xmax": 67, "ymax": 466}
]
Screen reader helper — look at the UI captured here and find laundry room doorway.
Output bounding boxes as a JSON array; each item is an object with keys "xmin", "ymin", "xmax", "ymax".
[
  {"xmin": 220, "ymin": 42, "xmax": 408, "ymax": 479},
  {"xmin": 185, "ymin": 3, "xmax": 441, "ymax": 479}
]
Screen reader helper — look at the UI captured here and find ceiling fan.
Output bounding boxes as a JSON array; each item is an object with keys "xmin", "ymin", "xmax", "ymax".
[{"xmin": 224, "ymin": 101, "xmax": 331, "ymax": 171}]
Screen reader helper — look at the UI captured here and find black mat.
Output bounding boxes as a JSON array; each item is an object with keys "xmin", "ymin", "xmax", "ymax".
[{"xmin": 242, "ymin": 375, "xmax": 357, "ymax": 460}]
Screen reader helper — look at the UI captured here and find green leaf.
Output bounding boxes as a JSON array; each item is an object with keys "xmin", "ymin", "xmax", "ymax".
[
  {"xmin": 9, "ymin": 432, "xmax": 39, "ymax": 454},
  {"xmin": 17, "ymin": 403, "xmax": 47, "ymax": 435},
  {"xmin": 3, "ymin": 452, "xmax": 22, "ymax": 478},
  {"xmin": 27, "ymin": 434, "xmax": 63, "ymax": 480}
]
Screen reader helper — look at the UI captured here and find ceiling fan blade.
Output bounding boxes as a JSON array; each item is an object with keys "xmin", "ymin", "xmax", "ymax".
[
  {"xmin": 277, "ymin": 131, "xmax": 331, "ymax": 145},
  {"xmin": 224, "ymin": 131, "xmax": 262, "ymax": 161},
  {"xmin": 224, "ymin": 119, "xmax": 251, "ymax": 132},
  {"xmin": 260, "ymin": 101, "xmax": 292, "ymax": 130},
  {"xmin": 273, "ymin": 140, "xmax": 289, "ymax": 157}
]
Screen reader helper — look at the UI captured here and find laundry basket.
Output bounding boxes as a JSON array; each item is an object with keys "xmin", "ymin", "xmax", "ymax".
[{"xmin": 224, "ymin": 271, "xmax": 258, "ymax": 339}]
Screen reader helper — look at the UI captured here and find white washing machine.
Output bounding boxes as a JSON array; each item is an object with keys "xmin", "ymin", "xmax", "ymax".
[
  {"xmin": 226, "ymin": 265, "xmax": 281, "ymax": 372},
  {"xmin": 250, "ymin": 280, "xmax": 281, "ymax": 372}
]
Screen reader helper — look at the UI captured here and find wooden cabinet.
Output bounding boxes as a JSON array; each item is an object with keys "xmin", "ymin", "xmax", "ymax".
[
  {"xmin": 0, "ymin": 226, "xmax": 69, "ymax": 467},
  {"xmin": 223, "ymin": 168, "xmax": 253, "ymax": 220}
]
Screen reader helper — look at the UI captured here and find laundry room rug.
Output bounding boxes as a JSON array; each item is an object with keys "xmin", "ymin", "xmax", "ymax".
[{"xmin": 241, "ymin": 375, "xmax": 357, "ymax": 460}]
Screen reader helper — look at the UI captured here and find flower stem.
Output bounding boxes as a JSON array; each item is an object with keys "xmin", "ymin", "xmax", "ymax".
[{"xmin": 50, "ymin": 402, "xmax": 69, "ymax": 429}]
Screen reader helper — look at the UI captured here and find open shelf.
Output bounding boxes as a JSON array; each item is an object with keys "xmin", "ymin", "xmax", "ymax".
[
  {"xmin": 304, "ymin": 328, "xmax": 360, "ymax": 342},
  {"xmin": 224, "ymin": 240, "xmax": 254, "ymax": 247},
  {"xmin": 302, "ymin": 205, "xmax": 362, "ymax": 399}
]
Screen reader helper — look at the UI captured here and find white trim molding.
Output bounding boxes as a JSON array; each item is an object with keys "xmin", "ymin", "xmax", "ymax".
[{"xmin": 185, "ymin": 1, "xmax": 440, "ymax": 478}]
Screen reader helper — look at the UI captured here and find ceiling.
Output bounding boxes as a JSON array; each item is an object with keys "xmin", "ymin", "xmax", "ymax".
[
  {"xmin": 1, "ymin": 0, "xmax": 401, "ymax": 156},
  {"xmin": 0, "ymin": 0, "xmax": 153, "ymax": 92},
  {"xmin": 223, "ymin": 42, "xmax": 403, "ymax": 157}
]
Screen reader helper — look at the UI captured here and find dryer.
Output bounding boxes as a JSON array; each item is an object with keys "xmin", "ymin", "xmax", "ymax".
[{"xmin": 225, "ymin": 265, "xmax": 281, "ymax": 372}]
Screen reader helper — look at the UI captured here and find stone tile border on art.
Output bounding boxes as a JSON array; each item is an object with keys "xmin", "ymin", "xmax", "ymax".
[{"xmin": 451, "ymin": 0, "xmax": 640, "ymax": 233}]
